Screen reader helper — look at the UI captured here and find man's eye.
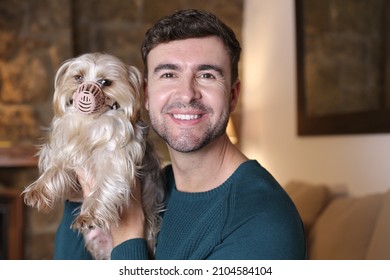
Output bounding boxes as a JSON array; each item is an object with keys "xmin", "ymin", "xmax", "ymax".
[
  {"xmin": 97, "ymin": 79, "xmax": 112, "ymax": 86},
  {"xmin": 161, "ymin": 73, "xmax": 175, "ymax": 78},
  {"xmin": 74, "ymin": 75, "xmax": 83, "ymax": 83},
  {"xmin": 200, "ymin": 73, "xmax": 215, "ymax": 79}
]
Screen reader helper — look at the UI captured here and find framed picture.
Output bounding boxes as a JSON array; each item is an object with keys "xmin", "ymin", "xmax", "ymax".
[{"xmin": 296, "ymin": 0, "xmax": 390, "ymax": 135}]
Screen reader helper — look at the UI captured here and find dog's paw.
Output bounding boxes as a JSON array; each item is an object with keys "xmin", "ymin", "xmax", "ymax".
[
  {"xmin": 23, "ymin": 188, "xmax": 53, "ymax": 213},
  {"xmin": 72, "ymin": 214, "xmax": 94, "ymax": 231},
  {"xmin": 72, "ymin": 213, "xmax": 109, "ymax": 231}
]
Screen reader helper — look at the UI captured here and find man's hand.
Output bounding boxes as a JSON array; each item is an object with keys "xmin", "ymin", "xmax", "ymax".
[
  {"xmin": 74, "ymin": 168, "xmax": 145, "ymax": 247},
  {"xmin": 110, "ymin": 179, "xmax": 145, "ymax": 247}
]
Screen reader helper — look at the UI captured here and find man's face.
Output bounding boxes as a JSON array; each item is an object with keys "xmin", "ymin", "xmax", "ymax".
[{"xmin": 144, "ymin": 36, "xmax": 239, "ymax": 153}]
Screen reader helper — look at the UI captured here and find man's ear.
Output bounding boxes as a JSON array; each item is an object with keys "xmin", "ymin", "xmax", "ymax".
[
  {"xmin": 229, "ymin": 79, "xmax": 241, "ymax": 112},
  {"xmin": 143, "ymin": 79, "xmax": 149, "ymax": 111}
]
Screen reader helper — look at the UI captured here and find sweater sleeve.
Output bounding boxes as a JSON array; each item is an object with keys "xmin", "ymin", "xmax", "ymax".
[
  {"xmin": 204, "ymin": 161, "xmax": 307, "ymax": 260},
  {"xmin": 206, "ymin": 213, "xmax": 306, "ymax": 260},
  {"xmin": 110, "ymin": 238, "xmax": 151, "ymax": 260},
  {"xmin": 205, "ymin": 183, "xmax": 307, "ymax": 260},
  {"xmin": 53, "ymin": 200, "xmax": 93, "ymax": 260}
]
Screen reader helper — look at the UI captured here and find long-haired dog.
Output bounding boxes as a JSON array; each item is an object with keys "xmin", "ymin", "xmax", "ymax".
[{"xmin": 23, "ymin": 52, "xmax": 165, "ymax": 259}]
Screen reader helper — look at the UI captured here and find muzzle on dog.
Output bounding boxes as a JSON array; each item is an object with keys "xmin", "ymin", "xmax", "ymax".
[{"xmin": 73, "ymin": 82, "xmax": 114, "ymax": 114}]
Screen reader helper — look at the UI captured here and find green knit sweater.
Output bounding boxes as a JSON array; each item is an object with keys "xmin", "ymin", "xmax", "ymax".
[{"xmin": 54, "ymin": 160, "xmax": 306, "ymax": 260}]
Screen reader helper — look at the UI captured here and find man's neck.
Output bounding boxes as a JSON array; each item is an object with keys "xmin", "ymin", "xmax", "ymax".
[{"xmin": 168, "ymin": 134, "xmax": 247, "ymax": 193}]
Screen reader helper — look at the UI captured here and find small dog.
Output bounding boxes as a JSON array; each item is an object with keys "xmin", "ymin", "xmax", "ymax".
[{"xmin": 23, "ymin": 52, "xmax": 165, "ymax": 259}]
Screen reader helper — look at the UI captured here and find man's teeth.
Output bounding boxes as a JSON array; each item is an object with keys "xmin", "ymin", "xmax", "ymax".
[{"xmin": 173, "ymin": 114, "xmax": 201, "ymax": 120}]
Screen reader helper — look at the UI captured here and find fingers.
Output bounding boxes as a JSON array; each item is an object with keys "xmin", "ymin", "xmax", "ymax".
[
  {"xmin": 73, "ymin": 169, "xmax": 146, "ymax": 247},
  {"xmin": 110, "ymin": 179, "xmax": 145, "ymax": 247}
]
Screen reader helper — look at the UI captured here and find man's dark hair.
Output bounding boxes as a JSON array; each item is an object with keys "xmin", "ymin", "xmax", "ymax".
[{"xmin": 141, "ymin": 9, "xmax": 241, "ymax": 83}]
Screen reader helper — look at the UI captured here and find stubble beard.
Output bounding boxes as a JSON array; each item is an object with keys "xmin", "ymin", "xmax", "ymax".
[{"xmin": 149, "ymin": 111, "xmax": 230, "ymax": 153}]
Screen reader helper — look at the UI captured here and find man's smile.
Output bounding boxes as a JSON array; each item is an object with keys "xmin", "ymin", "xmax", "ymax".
[{"xmin": 172, "ymin": 114, "xmax": 202, "ymax": 120}]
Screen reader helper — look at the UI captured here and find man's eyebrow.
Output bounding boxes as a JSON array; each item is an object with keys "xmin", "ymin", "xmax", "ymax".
[
  {"xmin": 153, "ymin": 63, "xmax": 180, "ymax": 73},
  {"xmin": 153, "ymin": 63, "xmax": 224, "ymax": 76},
  {"xmin": 198, "ymin": 64, "xmax": 224, "ymax": 76}
]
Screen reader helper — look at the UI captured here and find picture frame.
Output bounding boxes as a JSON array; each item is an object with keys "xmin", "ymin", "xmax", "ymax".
[{"xmin": 295, "ymin": 0, "xmax": 390, "ymax": 135}]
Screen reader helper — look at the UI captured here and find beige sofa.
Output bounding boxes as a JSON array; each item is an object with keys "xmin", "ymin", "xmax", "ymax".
[{"xmin": 284, "ymin": 181, "xmax": 390, "ymax": 259}]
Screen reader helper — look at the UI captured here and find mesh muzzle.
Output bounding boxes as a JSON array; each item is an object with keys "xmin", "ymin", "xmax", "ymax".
[{"xmin": 73, "ymin": 82, "xmax": 113, "ymax": 114}]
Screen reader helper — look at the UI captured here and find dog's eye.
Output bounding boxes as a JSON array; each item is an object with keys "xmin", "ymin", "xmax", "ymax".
[
  {"xmin": 74, "ymin": 75, "xmax": 83, "ymax": 84},
  {"xmin": 97, "ymin": 79, "xmax": 112, "ymax": 87},
  {"xmin": 112, "ymin": 102, "xmax": 120, "ymax": 110}
]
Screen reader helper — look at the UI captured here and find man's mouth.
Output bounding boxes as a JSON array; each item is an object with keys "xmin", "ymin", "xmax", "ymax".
[{"xmin": 172, "ymin": 114, "xmax": 202, "ymax": 120}]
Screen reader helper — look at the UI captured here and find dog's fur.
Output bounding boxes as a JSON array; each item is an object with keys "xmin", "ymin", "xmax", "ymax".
[{"xmin": 23, "ymin": 52, "xmax": 165, "ymax": 259}]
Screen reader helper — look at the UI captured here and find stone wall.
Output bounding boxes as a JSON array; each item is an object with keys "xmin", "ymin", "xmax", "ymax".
[
  {"xmin": 0, "ymin": 0, "xmax": 243, "ymax": 259},
  {"xmin": 0, "ymin": 0, "xmax": 72, "ymax": 146}
]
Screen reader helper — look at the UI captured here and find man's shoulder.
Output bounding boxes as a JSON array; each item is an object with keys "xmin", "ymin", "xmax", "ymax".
[
  {"xmin": 231, "ymin": 160, "xmax": 281, "ymax": 193},
  {"xmin": 230, "ymin": 160, "xmax": 298, "ymax": 218}
]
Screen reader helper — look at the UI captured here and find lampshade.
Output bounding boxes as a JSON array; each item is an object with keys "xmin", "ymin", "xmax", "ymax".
[{"xmin": 227, "ymin": 117, "xmax": 238, "ymax": 144}]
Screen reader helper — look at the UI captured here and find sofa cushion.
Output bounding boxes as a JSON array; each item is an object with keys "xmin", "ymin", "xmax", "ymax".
[
  {"xmin": 366, "ymin": 189, "xmax": 390, "ymax": 259},
  {"xmin": 284, "ymin": 181, "xmax": 331, "ymax": 232},
  {"xmin": 308, "ymin": 192, "xmax": 385, "ymax": 259}
]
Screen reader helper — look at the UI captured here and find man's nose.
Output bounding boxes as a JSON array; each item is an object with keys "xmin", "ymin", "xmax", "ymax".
[{"xmin": 175, "ymin": 76, "xmax": 202, "ymax": 102}]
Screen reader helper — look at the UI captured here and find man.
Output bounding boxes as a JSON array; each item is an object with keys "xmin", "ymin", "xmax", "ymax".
[{"xmin": 54, "ymin": 9, "xmax": 306, "ymax": 260}]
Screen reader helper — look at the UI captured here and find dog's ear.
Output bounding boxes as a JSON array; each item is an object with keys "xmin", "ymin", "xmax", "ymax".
[
  {"xmin": 128, "ymin": 66, "xmax": 142, "ymax": 94},
  {"xmin": 54, "ymin": 58, "xmax": 73, "ymax": 90},
  {"xmin": 53, "ymin": 58, "xmax": 74, "ymax": 116},
  {"xmin": 127, "ymin": 66, "xmax": 143, "ymax": 121}
]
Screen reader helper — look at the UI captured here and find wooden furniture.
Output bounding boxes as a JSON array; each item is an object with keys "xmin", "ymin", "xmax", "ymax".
[
  {"xmin": 0, "ymin": 145, "xmax": 37, "ymax": 259},
  {"xmin": 0, "ymin": 188, "xmax": 24, "ymax": 259},
  {"xmin": 0, "ymin": 145, "xmax": 38, "ymax": 168}
]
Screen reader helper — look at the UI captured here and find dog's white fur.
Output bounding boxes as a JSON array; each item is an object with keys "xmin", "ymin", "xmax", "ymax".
[{"xmin": 23, "ymin": 52, "xmax": 165, "ymax": 259}]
